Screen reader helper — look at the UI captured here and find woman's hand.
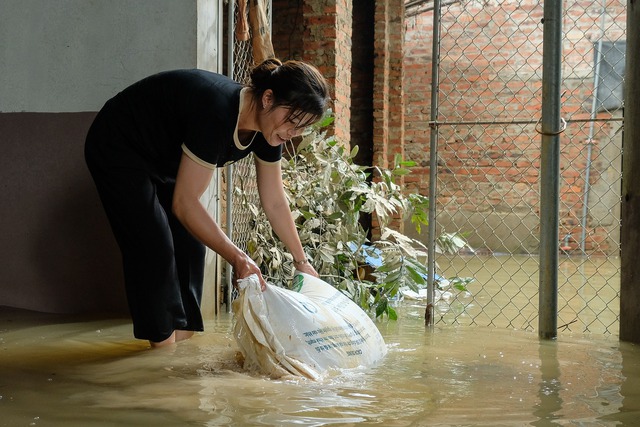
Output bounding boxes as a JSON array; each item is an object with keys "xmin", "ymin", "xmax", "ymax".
[
  {"xmin": 232, "ymin": 254, "xmax": 267, "ymax": 291},
  {"xmin": 294, "ymin": 261, "xmax": 319, "ymax": 278}
]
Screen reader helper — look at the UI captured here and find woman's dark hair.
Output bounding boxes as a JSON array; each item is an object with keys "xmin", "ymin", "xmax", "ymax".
[{"xmin": 249, "ymin": 58, "xmax": 330, "ymax": 128}]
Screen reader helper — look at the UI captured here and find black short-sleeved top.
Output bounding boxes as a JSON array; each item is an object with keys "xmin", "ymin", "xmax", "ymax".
[{"xmin": 100, "ymin": 69, "xmax": 282, "ymax": 177}]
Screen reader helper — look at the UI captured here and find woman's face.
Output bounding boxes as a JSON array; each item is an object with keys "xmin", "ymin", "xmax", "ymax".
[
  {"xmin": 259, "ymin": 90, "xmax": 314, "ymax": 146},
  {"xmin": 262, "ymin": 107, "xmax": 312, "ymax": 146}
]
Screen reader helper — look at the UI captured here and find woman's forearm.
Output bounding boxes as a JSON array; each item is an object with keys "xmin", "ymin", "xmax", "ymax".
[
  {"xmin": 173, "ymin": 192, "xmax": 244, "ymax": 264},
  {"xmin": 173, "ymin": 153, "xmax": 246, "ymax": 266}
]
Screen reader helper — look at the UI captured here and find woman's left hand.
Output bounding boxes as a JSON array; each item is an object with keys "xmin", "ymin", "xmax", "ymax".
[{"xmin": 294, "ymin": 261, "xmax": 319, "ymax": 278}]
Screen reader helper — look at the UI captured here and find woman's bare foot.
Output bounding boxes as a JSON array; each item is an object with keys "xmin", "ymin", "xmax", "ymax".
[
  {"xmin": 175, "ymin": 330, "xmax": 194, "ymax": 342},
  {"xmin": 149, "ymin": 330, "xmax": 194, "ymax": 348}
]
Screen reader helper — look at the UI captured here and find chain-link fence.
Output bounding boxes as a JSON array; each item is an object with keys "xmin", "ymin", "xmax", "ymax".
[
  {"xmin": 406, "ymin": 0, "xmax": 625, "ymax": 334},
  {"xmin": 221, "ymin": 0, "xmax": 268, "ymax": 309}
]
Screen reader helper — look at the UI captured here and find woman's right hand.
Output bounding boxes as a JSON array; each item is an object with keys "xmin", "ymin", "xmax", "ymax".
[{"xmin": 232, "ymin": 254, "xmax": 267, "ymax": 291}]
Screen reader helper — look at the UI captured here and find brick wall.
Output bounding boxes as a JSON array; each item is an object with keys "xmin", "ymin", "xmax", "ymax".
[
  {"xmin": 272, "ymin": 0, "xmax": 405, "ymax": 238},
  {"xmin": 403, "ymin": 0, "xmax": 625, "ymax": 255},
  {"xmin": 373, "ymin": 0, "xmax": 400, "ymax": 170},
  {"xmin": 372, "ymin": 0, "xmax": 406, "ymax": 235},
  {"xmin": 272, "ymin": 0, "xmax": 353, "ymax": 143},
  {"xmin": 271, "ymin": 0, "xmax": 304, "ymax": 60}
]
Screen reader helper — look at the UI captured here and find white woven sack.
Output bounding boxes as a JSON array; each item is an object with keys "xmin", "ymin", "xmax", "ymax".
[{"xmin": 233, "ymin": 272, "xmax": 387, "ymax": 380}]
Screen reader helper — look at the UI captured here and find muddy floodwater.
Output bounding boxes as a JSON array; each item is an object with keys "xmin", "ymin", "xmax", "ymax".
[{"xmin": 2, "ymin": 299, "xmax": 640, "ymax": 426}]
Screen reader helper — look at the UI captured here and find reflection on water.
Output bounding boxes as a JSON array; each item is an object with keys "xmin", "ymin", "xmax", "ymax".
[{"xmin": 1, "ymin": 303, "xmax": 640, "ymax": 426}]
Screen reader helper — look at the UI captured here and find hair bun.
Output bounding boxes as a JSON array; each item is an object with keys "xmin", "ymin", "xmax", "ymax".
[
  {"xmin": 258, "ymin": 58, "xmax": 283, "ymax": 73},
  {"xmin": 262, "ymin": 58, "xmax": 282, "ymax": 68}
]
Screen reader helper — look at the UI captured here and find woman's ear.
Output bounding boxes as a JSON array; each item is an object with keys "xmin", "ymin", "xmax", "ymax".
[{"xmin": 261, "ymin": 89, "xmax": 274, "ymax": 109}]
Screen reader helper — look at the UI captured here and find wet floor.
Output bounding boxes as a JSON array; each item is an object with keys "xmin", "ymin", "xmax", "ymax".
[{"xmin": 2, "ymin": 301, "xmax": 640, "ymax": 426}]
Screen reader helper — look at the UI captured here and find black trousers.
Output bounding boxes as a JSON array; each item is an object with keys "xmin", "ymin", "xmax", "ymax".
[{"xmin": 85, "ymin": 108, "xmax": 205, "ymax": 342}]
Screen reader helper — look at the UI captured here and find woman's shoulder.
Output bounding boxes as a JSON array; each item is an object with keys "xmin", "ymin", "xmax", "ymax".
[
  {"xmin": 114, "ymin": 69, "xmax": 243, "ymax": 112},
  {"xmin": 122, "ymin": 69, "xmax": 240, "ymax": 94},
  {"xmin": 147, "ymin": 69, "xmax": 240, "ymax": 89}
]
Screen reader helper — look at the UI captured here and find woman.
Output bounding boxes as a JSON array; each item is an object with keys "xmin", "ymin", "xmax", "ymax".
[{"xmin": 85, "ymin": 59, "xmax": 330, "ymax": 348}]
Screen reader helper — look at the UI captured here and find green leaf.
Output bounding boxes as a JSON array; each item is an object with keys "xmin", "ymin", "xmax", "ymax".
[
  {"xmin": 392, "ymin": 167, "xmax": 412, "ymax": 176},
  {"xmin": 405, "ymin": 264, "xmax": 427, "ymax": 286},
  {"xmin": 453, "ymin": 283, "xmax": 468, "ymax": 292},
  {"xmin": 398, "ymin": 160, "xmax": 417, "ymax": 167},
  {"xmin": 375, "ymin": 298, "xmax": 388, "ymax": 318},
  {"xmin": 315, "ymin": 112, "xmax": 335, "ymax": 128},
  {"xmin": 327, "ymin": 211, "xmax": 343, "ymax": 221},
  {"xmin": 300, "ymin": 210, "xmax": 315, "ymax": 220},
  {"xmin": 450, "ymin": 277, "xmax": 474, "ymax": 292},
  {"xmin": 383, "ymin": 270, "xmax": 402, "ymax": 284},
  {"xmin": 350, "ymin": 144, "xmax": 360, "ymax": 159},
  {"xmin": 374, "ymin": 262, "xmax": 396, "ymax": 273}
]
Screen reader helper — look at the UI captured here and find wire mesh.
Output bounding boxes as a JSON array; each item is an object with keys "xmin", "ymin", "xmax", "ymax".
[
  {"xmin": 223, "ymin": 0, "xmax": 270, "ymax": 305},
  {"xmin": 229, "ymin": 39, "xmax": 258, "ymax": 256},
  {"xmin": 409, "ymin": 0, "xmax": 625, "ymax": 334}
]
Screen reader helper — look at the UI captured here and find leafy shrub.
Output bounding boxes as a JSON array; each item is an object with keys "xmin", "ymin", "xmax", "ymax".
[{"xmin": 237, "ymin": 115, "xmax": 468, "ymax": 319}]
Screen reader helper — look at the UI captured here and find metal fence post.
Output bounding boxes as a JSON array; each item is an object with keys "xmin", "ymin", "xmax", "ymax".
[
  {"xmin": 426, "ymin": 0, "xmax": 442, "ymax": 327},
  {"xmin": 225, "ymin": 0, "xmax": 236, "ymax": 313},
  {"xmin": 539, "ymin": 0, "xmax": 564, "ymax": 339}
]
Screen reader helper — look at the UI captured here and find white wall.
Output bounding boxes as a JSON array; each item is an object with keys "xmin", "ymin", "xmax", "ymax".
[
  {"xmin": 198, "ymin": 0, "xmax": 223, "ymax": 72},
  {"xmin": 0, "ymin": 0, "xmax": 223, "ymax": 316},
  {"xmin": 0, "ymin": 0, "xmax": 221, "ymax": 113}
]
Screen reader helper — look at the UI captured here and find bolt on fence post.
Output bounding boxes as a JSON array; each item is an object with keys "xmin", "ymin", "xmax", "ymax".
[
  {"xmin": 538, "ymin": 0, "xmax": 564, "ymax": 340},
  {"xmin": 426, "ymin": 0, "xmax": 442, "ymax": 328}
]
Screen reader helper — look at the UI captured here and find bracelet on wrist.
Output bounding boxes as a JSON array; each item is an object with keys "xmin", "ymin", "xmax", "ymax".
[{"xmin": 293, "ymin": 258, "xmax": 308, "ymax": 266}]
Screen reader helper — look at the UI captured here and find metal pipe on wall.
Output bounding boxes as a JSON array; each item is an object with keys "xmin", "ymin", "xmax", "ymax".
[
  {"xmin": 538, "ymin": 0, "xmax": 564, "ymax": 339},
  {"xmin": 580, "ymin": 0, "xmax": 608, "ymax": 254}
]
